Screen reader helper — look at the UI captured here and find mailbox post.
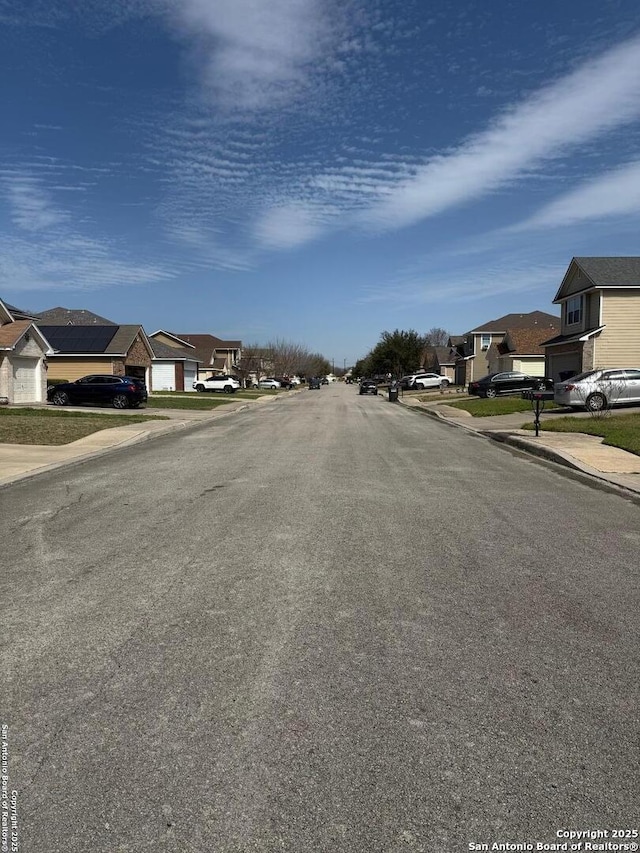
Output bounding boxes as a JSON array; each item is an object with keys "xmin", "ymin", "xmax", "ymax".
[{"xmin": 521, "ymin": 389, "xmax": 555, "ymax": 436}]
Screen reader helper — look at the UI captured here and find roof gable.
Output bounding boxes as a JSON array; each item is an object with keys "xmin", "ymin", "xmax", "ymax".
[
  {"xmin": 553, "ymin": 257, "xmax": 640, "ymax": 302},
  {"xmin": 0, "ymin": 320, "xmax": 52, "ymax": 352}
]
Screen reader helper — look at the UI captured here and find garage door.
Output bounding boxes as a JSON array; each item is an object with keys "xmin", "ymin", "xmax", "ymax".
[
  {"xmin": 184, "ymin": 362, "xmax": 197, "ymax": 392},
  {"xmin": 12, "ymin": 357, "xmax": 40, "ymax": 403},
  {"xmin": 152, "ymin": 363, "xmax": 175, "ymax": 391},
  {"xmin": 548, "ymin": 352, "xmax": 581, "ymax": 382}
]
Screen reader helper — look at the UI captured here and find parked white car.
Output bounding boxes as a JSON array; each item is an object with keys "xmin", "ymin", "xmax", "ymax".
[
  {"xmin": 554, "ymin": 368, "xmax": 640, "ymax": 411},
  {"xmin": 408, "ymin": 372, "xmax": 450, "ymax": 390},
  {"xmin": 193, "ymin": 375, "xmax": 240, "ymax": 393}
]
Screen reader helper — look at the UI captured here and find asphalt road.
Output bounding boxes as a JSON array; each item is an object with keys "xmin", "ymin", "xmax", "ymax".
[{"xmin": 2, "ymin": 384, "xmax": 638, "ymax": 852}]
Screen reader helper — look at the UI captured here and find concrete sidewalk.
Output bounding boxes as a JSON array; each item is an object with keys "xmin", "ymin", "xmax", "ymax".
[
  {"xmin": 0, "ymin": 395, "xmax": 277, "ymax": 489},
  {"xmin": 399, "ymin": 395, "xmax": 640, "ymax": 496}
]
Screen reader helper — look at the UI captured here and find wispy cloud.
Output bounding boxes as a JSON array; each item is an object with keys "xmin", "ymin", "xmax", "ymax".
[
  {"xmin": 245, "ymin": 32, "xmax": 640, "ymax": 252},
  {"xmin": 163, "ymin": 0, "xmax": 341, "ymax": 111},
  {"xmin": 513, "ymin": 160, "xmax": 640, "ymax": 230},
  {"xmin": 1, "ymin": 171, "xmax": 68, "ymax": 231},
  {"xmin": 357, "ymin": 33, "xmax": 640, "ymax": 231},
  {"xmin": 254, "ymin": 201, "xmax": 330, "ymax": 249},
  {"xmin": 0, "ymin": 169, "xmax": 179, "ymax": 290}
]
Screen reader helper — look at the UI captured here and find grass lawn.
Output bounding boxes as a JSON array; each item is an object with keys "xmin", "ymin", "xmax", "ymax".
[
  {"xmin": 146, "ymin": 395, "xmax": 239, "ymax": 410},
  {"xmin": 0, "ymin": 407, "xmax": 168, "ymax": 445},
  {"xmin": 522, "ymin": 413, "xmax": 640, "ymax": 456},
  {"xmin": 148, "ymin": 390, "xmax": 279, "ymax": 408},
  {"xmin": 445, "ymin": 397, "xmax": 560, "ymax": 416}
]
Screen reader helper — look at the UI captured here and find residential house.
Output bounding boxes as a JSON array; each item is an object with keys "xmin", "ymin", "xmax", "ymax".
[
  {"xmin": 542, "ymin": 257, "xmax": 640, "ymax": 381},
  {"xmin": 38, "ymin": 324, "xmax": 155, "ymax": 386},
  {"xmin": 486, "ymin": 324, "xmax": 559, "ymax": 377},
  {"xmin": 147, "ymin": 332, "xmax": 201, "ymax": 391},
  {"xmin": 422, "ymin": 346, "xmax": 457, "ymax": 383},
  {"xmin": 164, "ymin": 333, "xmax": 242, "ymax": 379},
  {"xmin": 0, "ymin": 300, "xmax": 52, "ymax": 404},
  {"xmin": 453, "ymin": 311, "xmax": 560, "ymax": 386}
]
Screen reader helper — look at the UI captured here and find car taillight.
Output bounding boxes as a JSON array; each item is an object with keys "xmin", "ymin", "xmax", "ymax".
[
  {"xmin": 125, "ymin": 383, "xmax": 137, "ymax": 391},
  {"xmin": 564, "ymin": 384, "xmax": 576, "ymax": 391}
]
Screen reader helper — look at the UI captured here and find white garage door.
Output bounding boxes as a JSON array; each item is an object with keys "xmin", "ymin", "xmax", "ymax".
[
  {"xmin": 549, "ymin": 353, "xmax": 581, "ymax": 382},
  {"xmin": 152, "ymin": 363, "xmax": 175, "ymax": 391},
  {"xmin": 12, "ymin": 357, "xmax": 39, "ymax": 403},
  {"xmin": 184, "ymin": 362, "xmax": 197, "ymax": 392}
]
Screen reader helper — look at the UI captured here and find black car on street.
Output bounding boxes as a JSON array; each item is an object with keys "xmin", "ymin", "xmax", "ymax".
[
  {"xmin": 47, "ymin": 375, "xmax": 148, "ymax": 409},
  {"xmin": 359, "ymin": 379, "xmax": 378, "ymax": 395},
  {"xmin": 468, "ymin": 372, "xmax": 553, "ymax": 398}
]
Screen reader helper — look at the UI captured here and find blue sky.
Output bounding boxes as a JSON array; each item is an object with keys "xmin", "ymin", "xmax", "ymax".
[{"xmin": 2, "ymin": 0, "xmax": 640, "ymax": 365}]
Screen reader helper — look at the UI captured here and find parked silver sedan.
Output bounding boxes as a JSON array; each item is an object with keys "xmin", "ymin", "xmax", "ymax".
[{"xmin": 554, "ymin": 368, "xmax": 640, "ymax": 411}]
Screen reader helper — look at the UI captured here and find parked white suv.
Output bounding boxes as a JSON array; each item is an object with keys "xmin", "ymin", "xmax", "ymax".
[
  {"xmin": 408, "ymin": 372, "xmax": 450, "ymax": 390},
  {"xmin": 193, "ymin": 375, "xmax": 240, "ymax": 393}
]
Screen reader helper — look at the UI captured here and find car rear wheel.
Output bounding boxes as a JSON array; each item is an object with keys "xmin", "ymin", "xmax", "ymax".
[
  {"xmin": 52, "ymin": 390, "xmax": 69, "ymax": 406},
  {"xmin": 440, "ymin": 379, "xmax": 450, "ymax": 388},
  {"xmin": 195, "ymin": 384, "xmax": 205, "ymax": 392},
  {"xmin": 223, "ymin": 385, "xmax": 234, "ymax": 393},
  {"xmin": 586, "ymin": 392, "xmax": 606, "ymax": 411},
  {"xmin": 113, "ymin": 394, "xmax": 129, "ymax": 409},
  {"xmin": 485, "ymin": 387, "xmax": 498, "ymax": 398},
  {"xmin": 415, "ymin": 382, "xmax": 424, "ymax": 390}
]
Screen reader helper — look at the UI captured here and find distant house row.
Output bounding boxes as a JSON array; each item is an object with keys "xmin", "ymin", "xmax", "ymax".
[
  {"xmin": 423, "ymin": 256, "xmax": 640, "ymax": 385},
  {"xmin": 0, "ymin": 303, "xmax": 242, "ymax": 404},
  {"xmin": 2, "ymin": 256, "xmax": 640, "ymax": 404}
]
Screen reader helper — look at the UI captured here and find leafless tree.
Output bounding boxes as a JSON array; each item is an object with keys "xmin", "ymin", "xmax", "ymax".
[
  {"xmin": 424, "ymin": 327, "xmax": 451, "ymax": 346},
  {"xmin": 235, "ymin": 343, "xmax": 271, "ymax": 388}
]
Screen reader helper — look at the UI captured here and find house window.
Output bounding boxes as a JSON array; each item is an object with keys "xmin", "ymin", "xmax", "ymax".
[
  {"xmin": 566, "ymin": 295, "xmax": 582, "ymax": 325},
  {"xmin": 481, "ymin": 334, "xmax": 491, "ymax": 351}
]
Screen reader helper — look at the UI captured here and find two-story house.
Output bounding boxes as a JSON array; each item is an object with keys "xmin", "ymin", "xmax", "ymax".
[
  {"xmin": 454, "ymin": 311, "xmax": 560, "ymax": 386},
  {"xmin": 542, "ymin": 257, "xmax": 640, "ymax": 381},
  {"xmin": 161, "ymin": 333, "xmax": 242, "ymax": 379}
]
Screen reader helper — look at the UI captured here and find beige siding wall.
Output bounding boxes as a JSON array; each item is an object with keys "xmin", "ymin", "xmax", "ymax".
[
  {"xmin": 46, "ymin": 358, "xmax": 114, "ymax": 382},
  {"xmin": 152, "ymin": 332, "xmax": 181, "ymax": 348},
  {"xmin": 596, "ymin": 292, "xmax": 640, "ymax": 367},
  {"xmin": 512, "ymin": 358, "xmax": 545, "ymax": 376},
  {"xmin": 469, "ymin": 334, "xmax": 495, "ymax": 381}
]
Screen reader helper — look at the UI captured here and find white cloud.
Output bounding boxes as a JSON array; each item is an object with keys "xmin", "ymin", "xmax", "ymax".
[
  {"xmin": 3, "ymin": 172, "xmax": 68, "ymax": 231},
  {"xmin": 254, "ymin": 202, "xmax": 328, "ymax": 249},
  {"xmin": 514, "ymin": 160, "xmax": 640, "ymax": 230},
  {"xmin": 357, "ymin": 32, "xmax": 640, "ymax": 231},
  {"xmin": 163, "ymin": 0, "xmax": 337, "ymax": 110}
]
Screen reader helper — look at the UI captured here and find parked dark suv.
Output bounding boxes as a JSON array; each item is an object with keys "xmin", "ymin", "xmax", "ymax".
[{"xmin": 47, "ymin": 375, "xmax": 148, "ymax": 409}]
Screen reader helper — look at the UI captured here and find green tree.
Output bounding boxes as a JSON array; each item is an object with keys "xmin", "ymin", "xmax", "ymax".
[{"xmin": 366, "ymin": 329, "xmax": 426, "ymax": 377}]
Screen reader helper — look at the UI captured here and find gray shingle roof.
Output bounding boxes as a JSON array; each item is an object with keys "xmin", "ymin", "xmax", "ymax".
[
  {"xmin": 150, "ymin": 339, "xmax": 201, "ymax": 361},
  {"xmin": 468, "ymin": 311, "xmax": 560, "ymax": 334},
  {"xmin": 574, "ymin": 257, "xmax": 640, "ymax": 286}
]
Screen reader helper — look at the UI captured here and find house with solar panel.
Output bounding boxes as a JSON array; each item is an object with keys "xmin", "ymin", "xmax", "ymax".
[
  {"xmin": 37, "ymin": 308, "xmax": 155, "ymax": 387},
  {"xmin": 0, "ymin": 300, "xmax": 53, "ymax": 404}
]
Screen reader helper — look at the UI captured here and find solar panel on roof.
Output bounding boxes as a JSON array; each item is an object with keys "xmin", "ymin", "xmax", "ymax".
[{"xmin": 39, "ymin": 325, "xmax": 118, "ymax": 353}]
